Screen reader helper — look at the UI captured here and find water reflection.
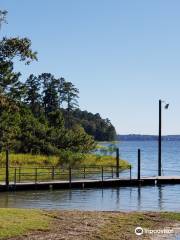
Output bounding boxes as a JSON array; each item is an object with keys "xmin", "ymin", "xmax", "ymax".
[
  {"xmin": 0, "ymin": 185, "xmax": 180, "ymax": 211},
  {"xmin": 116, "ymin": 188, "xmax": 120, "ymax": 206},
  {"xmin": 158, "ymin": 186, "xmax": 163, "ymax": 210},
  {"xmin": 137, "ymin": 187, "xmax": 141, "ymax": 211}
]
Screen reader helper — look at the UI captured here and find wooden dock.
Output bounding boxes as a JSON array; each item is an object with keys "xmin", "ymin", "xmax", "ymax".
[{"xmin": 1, "ymin": 176, "xmax": 180, "ymax": 191}]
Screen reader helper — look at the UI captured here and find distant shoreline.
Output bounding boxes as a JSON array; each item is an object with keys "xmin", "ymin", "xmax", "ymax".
[{"xmin": 117, "ymin": 134, "xmax": 180, "ymax": 141}]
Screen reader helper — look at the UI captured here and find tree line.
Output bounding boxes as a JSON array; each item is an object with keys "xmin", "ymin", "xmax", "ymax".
[{"xmin": 0, "ymin": 10, "xmax": 116, "ymax": 155}]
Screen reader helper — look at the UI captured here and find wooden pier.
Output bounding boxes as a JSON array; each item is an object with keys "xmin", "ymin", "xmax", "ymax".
[
  {"xmin": 1, "ymin": 149, "xmax": 180, "ymax": 192},
  {"xmin": 1, "ymin": 176, "xmax": 180, "ymax": 191}
]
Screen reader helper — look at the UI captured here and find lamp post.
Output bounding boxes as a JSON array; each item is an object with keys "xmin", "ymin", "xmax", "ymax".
[{"xmin": 158, "ymin": 99, "xmax": 169, "ymax": 176}]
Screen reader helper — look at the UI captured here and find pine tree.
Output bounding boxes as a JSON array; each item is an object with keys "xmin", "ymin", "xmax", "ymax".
[
  {"xmin": 25, "ymin": 74, "xmax": 41, "ymax": 116},
  {"xmin": 61, "ymin": 81, "xmax": 79, "ymax": 128},
  {"xmin": 38, "ymin": 73, "xmax": 59, "ymax": 115}
]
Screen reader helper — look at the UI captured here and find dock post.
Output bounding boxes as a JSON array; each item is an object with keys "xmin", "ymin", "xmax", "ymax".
[
  {"xmin": 116, "ymin": 148, "xmax": 120, "ymax": 178},
  {"xmin": 52, "ymin": 166, "xmax": 55, "ymax": 180},
  {"xmin": 102, "ymin": 167, "xmax": 104, "ymax": 182},
  {"xmin": 14, "ymin": 168, "xmax": 17, "ymax": 185},
  {"xmin": 130, "ymin": 165, "xmax": 132, "ymax": 180},
  {"xmin": 35, "ymin": 168, "xmax": 38, "ymax": 183},
  {"xmin": 69, "ymin": 167, "xmax": 72, "ymax": 188},
  {"xmin": 5, "ymin": 149, "xmax": 9, "ymax": 188},
  {"xmin": 18, "ymin": 167, "xmax": 21, "ymax": 183},
  {"xmin": 138, "ymin": 149, "xmax": 141, "ymax": 180},
  {"xmin": 83, "ymin": 167, "xmax": 86, "ymax": 179}
]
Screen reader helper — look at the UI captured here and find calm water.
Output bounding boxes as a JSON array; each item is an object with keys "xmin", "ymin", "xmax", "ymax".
[
  {"xmin": 0, "ymin": 185, "xmax": 180, "ymax": 211},
  {"xmin": 111, "ymin": 140, "xmax": 180, "ymax": 177},
  {"xmin": 1, "ymin": 140, "xmax": 180, "ymax": 211}
]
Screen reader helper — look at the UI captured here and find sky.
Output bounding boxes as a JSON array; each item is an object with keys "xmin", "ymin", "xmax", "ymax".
[{"xmin": 1, "ymin": 0, "xmax": 180, "ymax": 135}]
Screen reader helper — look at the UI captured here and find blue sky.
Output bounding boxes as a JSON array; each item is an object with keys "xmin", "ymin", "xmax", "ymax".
[{"xmin": 1, "ymin": 0, "xmax": 180, "ymax": 134}]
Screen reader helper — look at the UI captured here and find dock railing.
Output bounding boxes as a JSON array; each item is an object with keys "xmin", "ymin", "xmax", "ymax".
[{"xmin": 0, "ymin": 165, "xmax": 132, "ymax": 185}]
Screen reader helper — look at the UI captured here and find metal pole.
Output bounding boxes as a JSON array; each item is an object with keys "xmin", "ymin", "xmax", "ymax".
[
  {"xmin": 5, "ymin": 149, "xmax": 9, "ymax": 187},
  {"xmin": 116, "ymin": 148, "xmax": 120, "ymax": 178},
  {"xmin": 138, "ymin": 149, "xmax": 141, "ymax": 180},
  {"xmin": 158, "ymin": 99, "xmax": 162, "ymax": 176}
]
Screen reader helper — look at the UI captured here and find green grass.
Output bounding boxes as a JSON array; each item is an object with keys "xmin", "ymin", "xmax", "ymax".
[
  {"xmin": 0, "ymin": 152, "xmax": 130, "ymax": 168},
  {"xmin": 0, "ymin": 153, "xmax": 59, "ymax": 166},
  {"xmin": 83, "ymin": 154, "xmax": 130, "ymax": 169},
  {"xmin": 160, "ymin": 212, "xmax": 180, "ymax": 221},
  {"xmin": 0, "ymin": 208, "xmax": 50, "ymax": 239}
]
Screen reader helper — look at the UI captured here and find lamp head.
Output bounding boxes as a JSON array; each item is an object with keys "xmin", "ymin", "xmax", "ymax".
[{"xmin": 165, "ymin": 104, "xmax": 169, "ymax": 109}]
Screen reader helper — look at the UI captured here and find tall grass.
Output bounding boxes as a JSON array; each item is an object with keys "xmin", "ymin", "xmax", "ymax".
[
  {"xmin": 0, "ymin": 153, "xmax": 59, "ymax": 166},
  {"xmin": 0, "ymin": 153, "xmax": 131, "ymax": 182},
  {"xmin": 0, "ymin": 152, "xmax": 131, "ymax": 169}
]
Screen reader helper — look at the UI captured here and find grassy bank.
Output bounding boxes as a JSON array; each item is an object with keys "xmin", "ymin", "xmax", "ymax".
[
  {"xmin": 0, "ymin": 153, "xmax": 130, "ymax": 168},
  {"xmin": 0, "ymin": 208, "xmax": 49, "ymax": 239},
  {"xmin": 0, "ymin": 153, "xmax": 130, "ymax": 182},
  {"xmin": 1, "ymin": 209, "xmax": 180, "ymax": 239}
]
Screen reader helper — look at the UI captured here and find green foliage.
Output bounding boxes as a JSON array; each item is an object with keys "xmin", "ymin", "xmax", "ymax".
[
  {"xmin": 60, "ymin": 81, "xmax": 79, "ymax": 111},
  {"xmin": 62, "ymin": 125, "xmax": 96, "ymax": 152},
  {"xmin": 24, "ymin": 74, "xmax": 41, "ymax": 116},
  {"xmin": 0, "ymin": 37, "xmax": 37, "ymax": 99},
  {"xmin": 38, "ymin": 73, "xmax": 60, "ymax": 115},
  {"xmin": 47, "ymin": 110, "xmax": 64, "ymax": 128},
  {"xmin": 0, "ymin": 110, "xmax": 20, "ymax": 150},
  {"xmin": 15, "ymin": 109, "xmax": 51, "ymax": 154},
  {"xmin": 58, "ymin": 150, "xmax": 84, "ymax": 168},
  {"xmin": 71, "ymin": 109, "xmax": 116, "ymax": 141}
]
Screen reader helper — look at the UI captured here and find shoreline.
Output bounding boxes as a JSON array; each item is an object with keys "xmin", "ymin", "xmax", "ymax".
[{"xmin": 1, "ymin": 209, "xmax": 180, "ymax": 240}]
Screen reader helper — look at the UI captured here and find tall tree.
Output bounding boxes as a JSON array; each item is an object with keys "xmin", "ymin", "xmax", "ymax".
[
  {"xmin": 57, "ymin": 77, "xmax": 65, "ymax": 108},
  {"xmin": 61, "ymin": 81, "xmax": 79, "ymax": 111},
  {"xmin": 61, "ymin": 81, "xmax": 79, "ymax": 128},
  {"xmin": 25, "ymin": 74, "xmax": 41, "ymax": 116},
  {"xmin": 38, "ymin": 73, "xmax": 59, "ymax": 115}
]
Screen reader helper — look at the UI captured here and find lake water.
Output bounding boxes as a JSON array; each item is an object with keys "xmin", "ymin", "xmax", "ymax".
[
  {"xmin": 106, "ymin": 140, "xmax": 180, "ymax": 177},
  {"xmin": 0, "ymin": 185, "xmax": 180, "ymax": 211},
  {"xmin": 1, "ymin": 140, "xmax": 180, "ymax": 211}
]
